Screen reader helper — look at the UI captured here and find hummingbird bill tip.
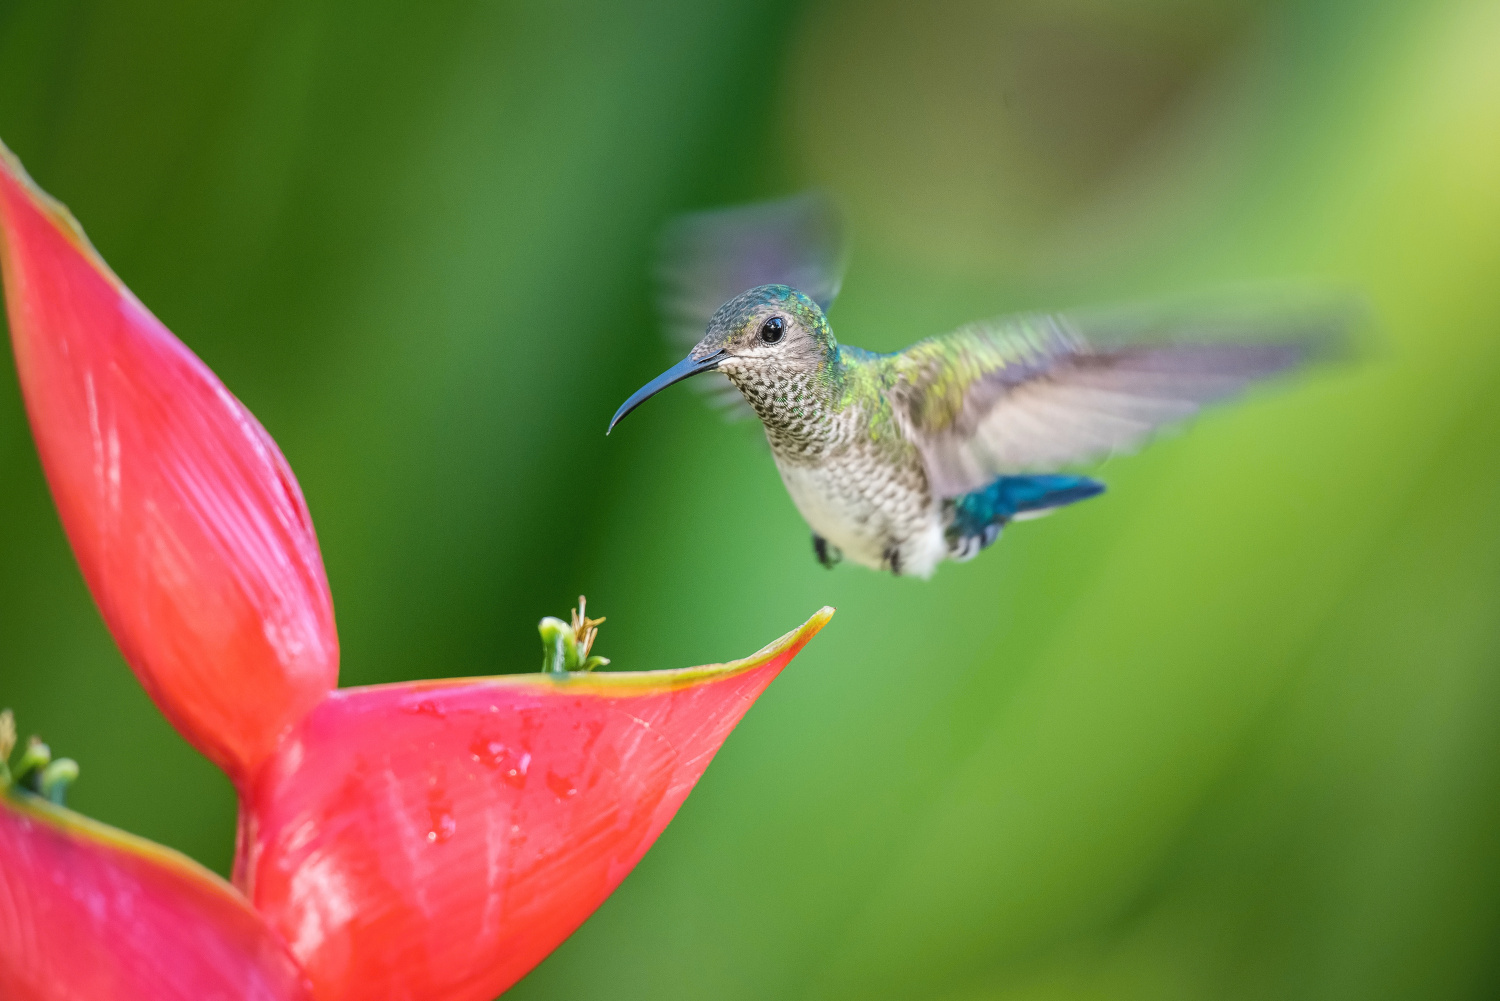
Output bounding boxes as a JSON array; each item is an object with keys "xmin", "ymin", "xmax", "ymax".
[{"xmin": 608, "ymin": 350, "xmax": 724, "ymax": 437}]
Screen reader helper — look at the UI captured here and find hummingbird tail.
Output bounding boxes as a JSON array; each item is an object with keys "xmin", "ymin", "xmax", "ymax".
[{"xmin": 944, "ymin": 475, "xmax": 1105, "ymax": 561}]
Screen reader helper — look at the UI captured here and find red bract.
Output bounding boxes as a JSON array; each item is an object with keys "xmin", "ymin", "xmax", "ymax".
[
  {"xmin": 0, "ymin": 789, "xmax": 311, "ymax": 1001},
  {"xmin": 0, "ymin": 145, "xmax": 337, "ymax": 786},
  {"xmin": 0, "ymin": 135, "xmax": 833, "ymax": 1000},
  {"xmin": 241, "ymin": 619, "xmax": 828, "ymax": 1001}
]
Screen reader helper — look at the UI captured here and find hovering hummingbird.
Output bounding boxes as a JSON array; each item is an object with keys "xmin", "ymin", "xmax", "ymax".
[{"xmin": 609, "ymin": 194, "xmax": 1344, "ymax": 578}]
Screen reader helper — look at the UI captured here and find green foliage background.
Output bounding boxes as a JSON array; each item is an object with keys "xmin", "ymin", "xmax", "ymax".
[{"xmin": 2, "ymin": 0, "xmax": 1498, "ymax": 997}]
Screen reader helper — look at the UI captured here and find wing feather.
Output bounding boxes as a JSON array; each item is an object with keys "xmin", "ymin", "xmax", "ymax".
[
  {"xmin": 655, "ymin": 192, "xmax": 846, "ymax": 420},
  {"xmin": 893, "ymin": 308, "xmax": 1342, "ymax": 497}
]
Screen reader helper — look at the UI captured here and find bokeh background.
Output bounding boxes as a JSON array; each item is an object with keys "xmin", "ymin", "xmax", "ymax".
[{"xmin": 3, "ymin": 0, "xmax": 1499, "ymax": 997}]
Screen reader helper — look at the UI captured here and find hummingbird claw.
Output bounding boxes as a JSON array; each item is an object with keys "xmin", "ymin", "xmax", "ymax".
[
  {"xmin": 812, "ymin": 535, "xmax": 842, "ymax": 569},
  {"xmin": 883, "ymin": 545, "xmax": 902, "ymax": 577}
]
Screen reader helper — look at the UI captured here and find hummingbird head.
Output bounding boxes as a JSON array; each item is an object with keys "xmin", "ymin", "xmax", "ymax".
[{"xmin": 608, "ymin": 284, "xmax": 836, "ymax": 433}]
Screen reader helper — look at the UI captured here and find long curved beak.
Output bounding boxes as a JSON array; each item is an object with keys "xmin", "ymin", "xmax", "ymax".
[{"xmin": 607, "ymin": 350, "xmax": 725, "ymax": 434}]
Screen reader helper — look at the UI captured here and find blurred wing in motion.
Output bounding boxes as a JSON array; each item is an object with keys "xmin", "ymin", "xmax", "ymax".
[
  {"xmin": 891, "ymin": 298, "xmax": 1355, "ymax": 498},
  {"xmin": 657, "ymin": 191, "xmax": 847, "ymax": 419}
]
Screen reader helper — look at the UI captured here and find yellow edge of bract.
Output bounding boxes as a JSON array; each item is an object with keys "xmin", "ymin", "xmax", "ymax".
[
  {"xmin": 1, "ymin": 786, "xmax": 254, "ymax": 908},
  {"xmin": 0, "ymin": 135, "xmax": 129, "ymax": 294},
  {"xmin": 352, "ymin": 605, "xmax": 836, "ymax": 699}
]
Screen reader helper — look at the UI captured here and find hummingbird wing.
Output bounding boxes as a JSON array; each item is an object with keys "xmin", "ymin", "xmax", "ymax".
[
  {"xmin": 890, "ymin": 300, "xmax": 1352, "ymax": 498},
  {"xmin": 656, "ymin": 192, "xmax": 846, "ymax": 419}
]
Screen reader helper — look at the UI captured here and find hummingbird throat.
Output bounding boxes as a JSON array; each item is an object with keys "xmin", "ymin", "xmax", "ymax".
[{"xmin": 726, "ymin": 367, "xmax": 838, "ymax": 458}]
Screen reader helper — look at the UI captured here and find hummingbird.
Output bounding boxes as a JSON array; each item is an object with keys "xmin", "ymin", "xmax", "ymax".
[{"xmin": 609, "ymin": 194, "xmax": 1344, "ymax": 578}]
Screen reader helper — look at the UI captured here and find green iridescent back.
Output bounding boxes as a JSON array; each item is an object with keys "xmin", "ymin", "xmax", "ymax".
[{"xmin": 881, "ymin": 318, "xmax": 1084, "ymax": 435}]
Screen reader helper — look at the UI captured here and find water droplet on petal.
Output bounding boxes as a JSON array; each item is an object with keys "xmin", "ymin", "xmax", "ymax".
[
  {"xmin": 469, "ymin": 734, "xmax": 531, "ymax": 788},
  {"xmin": 427, "ymin": 810, "xmax": 456, "ymax": 844},
  {"xmin": 506, "ymin": 753, "xmax": 532, "ymax": 790},
  {"xmin": 546, "ymin": 770, "xmax": 577, "ymax": 800}
]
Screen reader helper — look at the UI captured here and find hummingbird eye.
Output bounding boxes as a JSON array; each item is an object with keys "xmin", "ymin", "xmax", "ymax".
[{"xmin": 759, "ymin": 316, "xmax": 786, "ymax": 344}]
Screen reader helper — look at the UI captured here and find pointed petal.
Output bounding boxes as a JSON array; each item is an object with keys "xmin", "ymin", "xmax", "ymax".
[
  {"xmin": 0, "ymin": 141, "xmax": 338, "ymax": 785},
  {"xmin": 0, "ymin": 790, "xmax": 311, "ymax": 1000},
  {"xmin": 241, "ymin": 608, "xmax": 832, "ymax": 1001}
]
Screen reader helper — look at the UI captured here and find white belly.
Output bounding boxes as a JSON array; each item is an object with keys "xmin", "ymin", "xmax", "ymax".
[{"xmin": 774, "ymin": 454, "xmax": 947, "ymax": 578}]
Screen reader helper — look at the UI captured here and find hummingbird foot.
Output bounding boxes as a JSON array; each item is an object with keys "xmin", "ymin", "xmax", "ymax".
[
  {"xmin": 946, "ymin": 523, "xmax": 1004, "ymax": 562},
  {"xmin": 882, "ymin": 545, "xmax": 903, "ymax": 577},
  {"xmin": 812, "ymin": 534, "xmax": 842, "ymax": 569}
]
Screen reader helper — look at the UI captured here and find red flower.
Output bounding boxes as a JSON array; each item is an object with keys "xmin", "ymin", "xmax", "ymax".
[
  {"xmin": 0, "ymin": 736, "xmax": 312, "ymax": 1001},
  {"xmin": 0, "ymin": 139, "xmax": 831, "ymax": 1000}
]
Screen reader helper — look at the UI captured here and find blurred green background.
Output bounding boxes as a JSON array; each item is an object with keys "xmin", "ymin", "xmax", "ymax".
[{"xmin": 2, "ymin": 0, "xmax": 1499, "ymax": 997}]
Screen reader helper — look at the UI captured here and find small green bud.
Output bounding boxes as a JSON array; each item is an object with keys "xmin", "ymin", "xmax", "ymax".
[
  {"xmin": 0, "ymin": 709, "xmax": 13, "ymax": 785},
  {"xmin": 539, "ymin": 616, "xmax": 577, "ymax": 674},
  {"xmin": 0, "ymin": 709, "xmax": 14, "ymax": 763},
  {"xmin": 13, "ymin": 736, "xmax": 51, "ymax": 787},
  {"xmin": 0, "ymin": 714, "xmax": 81, "ymax": 806},
  {"xmin": 39, "ymin": 758, "xmax": 80, "ymax": 805},
  {"xmin": 539, "ymin": 596, "xmax": 608, "ymax": 673}
]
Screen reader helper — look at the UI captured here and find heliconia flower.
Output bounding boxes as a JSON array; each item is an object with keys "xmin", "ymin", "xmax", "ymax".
[
  {"xmin": 0, "ymin": 135, "xmax": 833, "ymax": 1001},
  {"xmin": 0, "ymin": 142, "xmax": 337, "ymax": 786},
  {"xmin": 0, "ymin": 713, "xmax": 313, "ymax": 1001},
  {"xmin": 240, "ymin": 616, "xmax": 828, "ymax": 1000}
]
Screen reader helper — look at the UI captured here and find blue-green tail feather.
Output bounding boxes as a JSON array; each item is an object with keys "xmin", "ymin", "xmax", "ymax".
[{"xmin": 945, "ymin": 475, "xmax": 1105, "ymax": 560}]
